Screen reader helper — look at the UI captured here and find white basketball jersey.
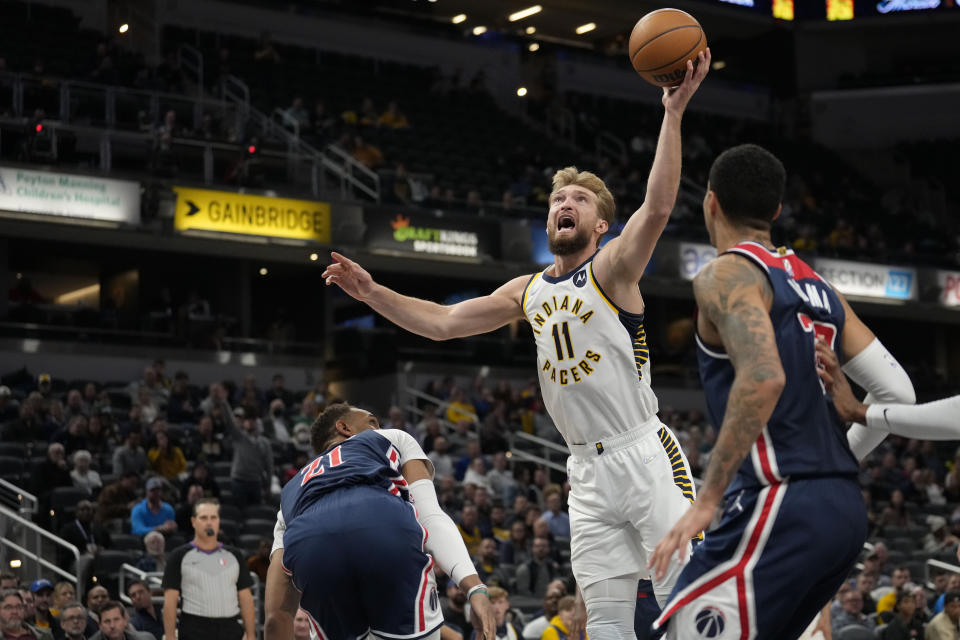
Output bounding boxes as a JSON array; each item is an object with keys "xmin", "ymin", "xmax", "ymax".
[{"xmin": 522, "ymin": 256, "xmax": 659, "ymax": 445}]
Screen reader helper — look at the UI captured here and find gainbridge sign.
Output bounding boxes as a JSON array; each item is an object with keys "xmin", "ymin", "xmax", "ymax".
[
  {"xmin": 364, "ymin": 207, "xmax": 500, "ymax": 260},
  {"xmin": 172, "ymin": 186, "xmax": 331, "ymax": 243}
]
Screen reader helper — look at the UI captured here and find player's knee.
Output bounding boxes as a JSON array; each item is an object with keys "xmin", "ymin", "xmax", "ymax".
[{"xmin": 585, "ymin": 608, "xmax": 636, "ymax": 640}]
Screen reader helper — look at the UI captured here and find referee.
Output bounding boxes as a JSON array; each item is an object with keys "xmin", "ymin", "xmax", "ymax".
[{"xmin": 162, "ymin": 498, "xmax": 255, "ymax": 640}]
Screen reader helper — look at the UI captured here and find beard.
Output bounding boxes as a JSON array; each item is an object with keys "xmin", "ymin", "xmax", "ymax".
[{"xmin": 547, "ymin": 226, "xmax": 592, "ymax": 256}]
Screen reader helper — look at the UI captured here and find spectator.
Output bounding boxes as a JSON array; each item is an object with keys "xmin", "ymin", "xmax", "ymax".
[
  {"xmin": 49, "ymin": 582, "xmax": 75, "ymax": 621},
  {"xmin": 926, "ymin": 591, "xmax": 960, "ymax": 640},
  {"xmin": 857, "ymin": 571, "xmax": 879, "ymax": 615},
  {"xmin": 65, "ymin": 390, "xmax": 87, "ymax": 420},
  {"xmin": 378, "ymin": 101, "xmax": 410, "ymax": 129},
  {"xmin": 59, "ymin": 601, "xmax": 89, "ymax": 640},
  {"xmin": 515, "ymin": 538, "xmax": 559, "ymax": 598},
  {"xmin": 540, "ymin": 488, "xmax": 570, "ymax": 539},
  {"xmin": 180, "ymin": 461, "xmax": 221, "ymax": 501},
  {"xmin": 0, "ymin": 589, "xmax": 53, "ymax": 640},
  {"xmin": 522, "ymin": 582, "xmax": 566, "ymax": 640},
  {"xmin": 264, "ymin": 374, "xmax": 294, "ymax": 407},
  {"xmin": 136, "ymin": 531, "xmax": 167, "ymax": 572},
  {"xmin": 487, "ymin": 453, "xmax": 516, "ymax": 501},
  {"xmin": 128, "ymin": 366, "xmax": 169, "ymax": 408},
  {"xmin": 88, "ymin": 601, "xmax": 153, "ymax": 640},
  {"xmin": 429, "ymin": 437, "xmax": 456, "ymax": 479},
  {"xmin": 539, "ymin": 595, "xmax": 582, "ymax": 640},
  {"xmin": 880, "ymin": 489, "xmax": 910, "ymax": 529},
  {"xmin": 3, "ymin": 402, "xmax": 45, "ymax": 443},
  {"xmin": 881, "ymin": 590, "xmax": 924, "ymax": 639},
  {"xmin": 70, "ymin": 450, "xmax": 102, "ymax": 497},
  {"xmin": 351, "ymin": 136, "xmax": 384, "ymax": 170},
  {"xmin": 191, "ymin": 415, "xmax": 227, "ymax": 462},
  {"xmin": 455, "ymin": 440, "xmax": 483, "ymax": 482},
  {"xmin": 147, "ymin": 431, "xmax": 187, "ymax": 480},
  {"xmin": 284, "ymin": 97, "xmax": 310, "ymax": 129},
  {"xmin": 283, "ymin": 451, "xmax": 309, "ymax": 486},
  {"xmin": 878, "ymin": 567, "xmax": 915, "ymax": 617},
  {"xmin": 58, "ymin": 500, "xmax": 109, "ymax": 567},
  {"xmin": 112, "ymin": 428, "xmax": 148, "ymax": 477},
  {"xmin": 225, "ymin": 407, "xmax": 275, "ymax": 507},
  {"xmin": 16, "ymin": 589, "xmax": 34, "ymax": 627},
  {"xmin": 247, "ymin": 538, "xmax": 271, "ymax": 583},
  {"xmin": 831, "ymin": 589, "xmax": 875, "ymax": 637},
  {"xmin": 130, "ymin": 477, "xmax": 176, "ymax": 538},
  {"xmin": 166, "ymin": 372, "xmax": 197, "ymax": 424},
  {"xmin": 55, "ymin": 416, "xmax": 88, "ymax": 455},
  {"xmin": 501, "ymin": 521, "xmax": 531, "ymax": 566},
  {"xmin": 293, "ymin": 609, "xmax": 312, "ymax": 640},
  {"xmin": 0, "ymin": 386, "xmax": 19, "ymax": 423},
  {"xmin": 924, "ymin": 516, "xmax": 959, "ymax": 553},
  {"xmin": 126, "ymin": 580, "xmax": 163, "ymax": 640},
  {"xmin": 490, "ymin": 503, "xmax": 510, "ymax": 543},
  {"xmin": 441, "ymin": 580, "xmax": 470, "ymax": 636},
  {"xmin": 311, "ymin": 101, "xmax": 336, "ymax": 140},
  {"xmin": 84, "ymin": 414, "xmax": 111, "ymax": 459},
  {"xmin": 264, "ymin": 399, "xmax": 291, "ymax": 443},
  {"xmin": 471, "ymin": 586, "xmax": 520, "ymax": 640},
  {"xmin": 464, "ymin": 457, "xmax": 489, "ymax": 490},
  {"xmin": 96, "ymin": 472, "xmax": 139, "ymax": 533},
  {"xmin": 176, "ymin": 484, "xmax": 206, "ymax": 534},
  {"xmin": 28, "ymin": 580, "xmax": 59, "ymax": 637},
  {"xmin": 31, "ymin": 443, "xmax": 72, "ymax": 518},
  {"xmin": 446, "ymin": 388, "xmax": 477, "ymax": 425},
  {"xmin": 0, "ymin": 576, "xmax": 16, "ymax": 591},
  {"xmin": 473, "ymin": 538, "xmax": 509, "ymax": 589},
  {"xmin": 162, "ymin": 498, "xmax": 256, "ymax": 640},
  {"xmin": 84, "ymin": 587, "xmax": 108, "ymax": 631},
  {"xmin": 458, "ymin": 505, "xmax": 483, "ymax": 556}
]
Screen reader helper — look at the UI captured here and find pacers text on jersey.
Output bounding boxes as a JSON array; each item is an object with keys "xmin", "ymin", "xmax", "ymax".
[{"xmin": 530, "ymin": 294, "xmax": 604, "ymax": 386}]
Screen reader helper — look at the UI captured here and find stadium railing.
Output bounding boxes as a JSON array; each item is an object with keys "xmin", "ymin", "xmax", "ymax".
[{"xmin": 0, "ymin": 501, "xmax": 81, "ymax": 590}]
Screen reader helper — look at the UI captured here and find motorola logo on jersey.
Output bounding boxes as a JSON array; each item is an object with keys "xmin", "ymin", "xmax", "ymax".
[
  {"xmin": 694, "ymin": 606, "xmax": 726, "ymax": 638},
  {"xmin": 573, "ymin": 270, "xmax": 587, "ymax": 288}
]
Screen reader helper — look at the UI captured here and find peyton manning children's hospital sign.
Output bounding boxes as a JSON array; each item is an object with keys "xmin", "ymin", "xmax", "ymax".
[{"xmin": 0, "ymin": 166, "xmax": 140, "ymax": 224}]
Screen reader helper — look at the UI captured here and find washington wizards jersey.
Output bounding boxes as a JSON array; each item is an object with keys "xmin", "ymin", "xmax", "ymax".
[
  {"xmin": 696, "ymin": 242, "xmax": 858, "ymax": 491},
  {"xmin": 280, "ymin": 429, "xmax": 409, "ymax": 524},
  {"xmin": 522, "ymin": 254, "xmax": 659, "ymax": 445}
]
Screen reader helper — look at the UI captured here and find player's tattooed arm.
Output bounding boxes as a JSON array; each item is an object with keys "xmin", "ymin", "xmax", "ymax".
[
  {"xmin": 650, "ymin": 255, "xmax": 784, "ymax": 580},
  {"xmin": 695, "ymin": 255, "xmax": 784, "ymax": 506}
]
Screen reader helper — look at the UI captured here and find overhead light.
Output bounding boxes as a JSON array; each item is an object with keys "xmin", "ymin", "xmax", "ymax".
[
  {"xmin": 509, "ymin": 5, "xmax": 542, "ymax": 22},
  {"xmin": 575, "ymin": 22, "xmax": 596, "ymax": 34},
  {"xmin": 309, "ymin": 253, "xmax": 319, "ymax": 261},
  {"xmin": 712, "ymin": 60, "xmax": 727, "ymax": 70},
  {"xmin": 452, "ymin": 13, "xmax": 466, "ymax": 23},
  {"xmin": 118, "ymin": 23, "xmax": 129, "ymax": 34},
  {"xmin": 473, "ymin": 25, "xmax": 487, "ymax": 35},
  {"xmin": 517, "ymin": 87, "xmax": 528, "ymax": 97},
  {"xmin": 259, "ymin": 267, "xmax": 268, "ymax": 276},
  {"xmin": 525, "ymin": 26, "xmax": 536, "ymax": 34},
  {"xmin": 528, "ymin": 42, "xmax": 540, "ymax": 52},
  {"xmin": 9, "ymin": 559, "xmax": 21, "ymax": 569}
]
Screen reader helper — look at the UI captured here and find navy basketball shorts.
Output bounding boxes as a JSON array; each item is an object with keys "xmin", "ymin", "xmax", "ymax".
[
  {"xmin": 281, "ymin": 485, "xmax": 443, "ymax": 640},
  {"xmin": 653, "ymin": 476, "xmax": 867, "ymax": 640}
]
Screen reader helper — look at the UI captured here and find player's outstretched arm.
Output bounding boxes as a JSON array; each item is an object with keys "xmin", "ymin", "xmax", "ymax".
[
  {"xmin": 323, "ymin": 252, "xmax": 528, "ymax": 340},
  {"xmin": 650, "ymin": 255, "xmax": 785, "ymax": 579},
  {"xmin": 833, "ymin": 292, "xmax": 916, "ymax": 460},
  {"xmin": 596, "ymin": 48, "xmax": 710, "ymax": 287},
  {"xmin": 817, "ymin": 339, "xmax": 960, "ymax": 440}
]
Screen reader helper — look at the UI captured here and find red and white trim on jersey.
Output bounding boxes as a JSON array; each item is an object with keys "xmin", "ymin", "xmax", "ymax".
[
  {"xmin": 750, "ymin": 426, "xmax": 783, "ymax": 486},
  {"xmin": 304, "ymin": 608, "xmax": 330, "ymax": 640},
  {"xmin": 653, "ymin": 480, "xmax": 788, "ymax": 639},
  {"xmin": 411, "ymin": 502, "xmax": 434, "ymax": 634},
  {"xmin": 727, "ymin": 242, "xmax": 826, "ymax": 284}
]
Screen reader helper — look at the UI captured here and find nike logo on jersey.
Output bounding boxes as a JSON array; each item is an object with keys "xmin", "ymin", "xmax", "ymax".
[{"xmin": 642, "ymin": 455, "xmax": 657, "ymax": 464}]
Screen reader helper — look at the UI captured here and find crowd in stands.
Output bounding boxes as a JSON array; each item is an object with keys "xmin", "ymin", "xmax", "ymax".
[{"xmin": 1, "ymin": 360, "xmax": 960, "ymax": 638}]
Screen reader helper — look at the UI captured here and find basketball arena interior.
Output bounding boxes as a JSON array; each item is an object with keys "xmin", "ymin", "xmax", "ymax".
[{"xmin": 0, "ymin": 0, "xmax": 958, "ymax": 638}]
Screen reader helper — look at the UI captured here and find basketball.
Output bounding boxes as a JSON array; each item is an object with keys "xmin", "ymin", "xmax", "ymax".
[{"xmin": 628, "ymin": 8, "xmax": 707, "ymax": 87}]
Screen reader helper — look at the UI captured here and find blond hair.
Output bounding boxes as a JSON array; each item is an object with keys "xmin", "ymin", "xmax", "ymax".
[
  {"xmin": 488, "ymin": 586, "xmax": 509, "ymax": 602},
  {"xmin": 551, "ymin": 167, "xmax": 616, "ymax": 225},
  {"xmin": 557, "ymin": 595, "xmax": 576, "ymax": 612}
]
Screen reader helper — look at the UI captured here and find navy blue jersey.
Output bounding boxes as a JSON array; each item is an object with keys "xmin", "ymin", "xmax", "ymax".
[
  {"xmin": 696, "ymin": 242, "xmax": 858, "ymax": 491},
  {"xmin": 280, "ymin": 429, "xmax": 408, "ymax": 524}
]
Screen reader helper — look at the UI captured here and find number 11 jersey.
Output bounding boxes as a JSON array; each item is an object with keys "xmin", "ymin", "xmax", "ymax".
[{"xmin": 522, "ymin": 254, "xmax": 659, "ymax": 445}]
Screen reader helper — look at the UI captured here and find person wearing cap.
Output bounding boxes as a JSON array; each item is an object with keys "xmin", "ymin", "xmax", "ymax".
[
  {"xmin": 27, "ymin": 580, "xmax": 60, "ymax": 637},
  {"xmin": 1, "ymin": 589, "xmax": 54, "ymax": 640},
  {"xmin": 130, "ymin": 478, "xmax": 176, "ymax": 538},
  {"xmin": 924, "ymin": 516, "xmax": 960, "ymax": 554},
  {"xmin": 37, "ymin": 373, "xmax": 53, "ymax": 398},
  {"xmin": 0, "ymin": 385, "xmax": 19, "ymax": 423},
  {"xmin": 926, "ymin": 590, "xmax": 960, "ymax": 640}
]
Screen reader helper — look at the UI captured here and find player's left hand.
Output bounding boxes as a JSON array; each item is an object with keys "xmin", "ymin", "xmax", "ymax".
[
  {"xmin": 649, "ymin": 500, "xmax": 713, "ymax": 581},
  {"xmin": 662, "ymin": 47, "xmax": 711, "ymax": 116},
  {"xmin": 468, "ymin": 591, "xmax": 497, "ymax": 640}
]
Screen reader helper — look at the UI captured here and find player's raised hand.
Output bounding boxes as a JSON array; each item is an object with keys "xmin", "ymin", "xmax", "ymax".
[
  {"xmin": 662, "ymin": 47, "xmax": 711, "ymax": 115},
  {"xmin": 649, "ymin": 500, "xmax": 713, "ymax": 581},
  {"xmin": 468, "ymin": 591, "xmax": 497, "ymax": 640},
  {"xmin": 322, "ymin": 252, "xmax": 375, "ymax": 301},
  {"xmin": 815, "ymin": 339, "xmax": 867, "ymax": 424}
]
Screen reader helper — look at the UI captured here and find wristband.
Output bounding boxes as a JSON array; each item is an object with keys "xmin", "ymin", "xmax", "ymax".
[{"xmin": 466, "ymin": 584, "xmax": 488, "ymax": 599}]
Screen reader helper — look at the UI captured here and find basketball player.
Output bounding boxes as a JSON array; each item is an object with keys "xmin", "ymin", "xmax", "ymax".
[
  {"xmin": 647, "ymin": 143, "xmax": 916, "ymax": 639},
  {"xmin": 322, "ymin": 50, "xmax": 710, "ymax": 640},
  {"xmin": 816, "ymin": 339, "xmax": 960, "ymax": 438},
  {"xmin": 264, "ymin": 403, "xmax": 496, "ymax": 640}
]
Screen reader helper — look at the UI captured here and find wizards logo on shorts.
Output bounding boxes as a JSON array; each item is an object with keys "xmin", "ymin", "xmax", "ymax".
[
  {"xmin": 429, "ymin": 587, "xmax": 439, "ymax": 612},
  {"xmin": 573, "ymin": 270, "xmax": 587, "ymax": 288},
  {"xmin": 694, "ymin": 606, "xmax": 726, "ymax": 638}
]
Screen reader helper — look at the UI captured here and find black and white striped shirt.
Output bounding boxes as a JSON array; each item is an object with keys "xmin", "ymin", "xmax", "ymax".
[{"xmin": 162, "ymin": 542, "xmax": 253, "ymax": 618}]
